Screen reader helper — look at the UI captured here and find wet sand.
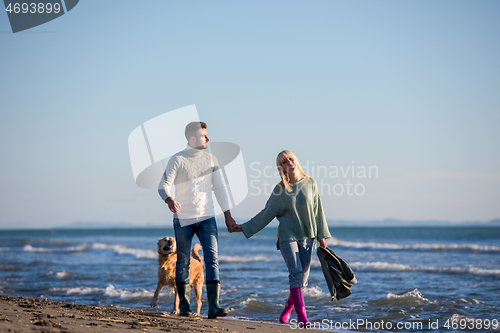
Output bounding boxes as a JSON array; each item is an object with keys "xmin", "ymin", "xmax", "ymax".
[{"xmin": 0, "ymin": 295, "xmax": 303, "ymax": 333}]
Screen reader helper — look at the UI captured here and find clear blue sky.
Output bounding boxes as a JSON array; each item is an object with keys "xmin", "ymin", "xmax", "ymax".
[{"xmin": 1, "ymin": 0, "xmax": 499, "ymax": 228}]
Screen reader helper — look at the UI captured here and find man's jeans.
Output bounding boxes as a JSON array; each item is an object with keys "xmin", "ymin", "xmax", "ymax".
[{"xmin": 173, "ymin": 217, "xmax": 219, "ymax": 283}]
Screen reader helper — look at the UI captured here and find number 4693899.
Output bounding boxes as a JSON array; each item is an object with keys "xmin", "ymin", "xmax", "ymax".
[
  {"xmin": 443, "ymin": 318, "xmax": 498, "ymax": 330},
  {"xmin": 5, "ymin": 2, "xmax": 61, "ymax": 14}
]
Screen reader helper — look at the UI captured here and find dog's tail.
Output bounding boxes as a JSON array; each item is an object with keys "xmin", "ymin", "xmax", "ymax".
[{"xmin": 192, "ymin": 243, "xmax": 202, "ymax": 262}]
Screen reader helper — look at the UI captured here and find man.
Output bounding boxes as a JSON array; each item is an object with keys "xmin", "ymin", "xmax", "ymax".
[{"xmin": 158, "ymin": 121, "xmax": 236, "ymax": 319}]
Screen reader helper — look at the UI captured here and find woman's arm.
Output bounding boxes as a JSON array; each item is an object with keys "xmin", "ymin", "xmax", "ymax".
[{"xmin": 238, "ymin": 186, "xmax": 283, "ymax": 238}]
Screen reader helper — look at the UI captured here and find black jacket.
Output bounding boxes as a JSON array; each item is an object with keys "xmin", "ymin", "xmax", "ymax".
[{"xmin": 317, "ymin": 246, "xmax": 357, "ymax": 301}]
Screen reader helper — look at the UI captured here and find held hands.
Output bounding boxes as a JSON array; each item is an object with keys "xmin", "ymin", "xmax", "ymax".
[
  {"xmin": 223, "ymin": 211, "xmax": 242, "ymax": 233},
  {"xmin": 224, "ymin": 219, "xmax": 242, "ymax": 233},
  {"xmin": 224, "ymin": 216, "xmax": 237, "ymax": 233},
  {"xmin": 232, "ymin": 224, "xmax": 243, "ymax": 232},
  {"xmin": 224, "ymin": 217, "xmax": 243, "ymax": 233},
  {"xmin": 224, "ymin": 210, "xmax": 244, "ymax": 233}
]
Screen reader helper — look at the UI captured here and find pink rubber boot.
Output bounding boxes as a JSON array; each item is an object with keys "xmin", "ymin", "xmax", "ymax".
[
  {"xmin": 290, "ymin": 287, "xmax": 310, "ymax": 327},
  {"xmin": 279, "ymin": 293, "xmax": 294, "ymax": 324}
]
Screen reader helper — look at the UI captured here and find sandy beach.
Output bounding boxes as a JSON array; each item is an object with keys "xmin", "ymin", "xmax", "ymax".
[{"xmin": 0, "ymin": 295, "xmax": 306, "ymax": 333}]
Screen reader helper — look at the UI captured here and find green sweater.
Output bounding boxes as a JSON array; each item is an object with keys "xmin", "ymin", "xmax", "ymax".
[{"xmin": 241, "ymin": 177, "xmax": 331, "ymax": 249}]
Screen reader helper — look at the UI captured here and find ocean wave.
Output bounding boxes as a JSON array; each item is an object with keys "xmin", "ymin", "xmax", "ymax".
[
  {"xmin": 219, "ymin": 255, "xmax": 277, "ymax": 263},
  {"xmin": 239, "ymin": 297, "xmax": 273, "ymax": 311},
  {"xmin": 446, "ymin": 313, "xmax": 493, "ymax": 327},
  {"xmin": 23, "ymin": 245, "xmax": 53, "ymax": 253},
  {"xmin": 0, "ymin": 264, "xmax": 22, "ymax": 271},
  {"xmin": 303, "ymin": 286, "xmax": 326, "ymax": 297},
  {"xmin": 50, "ymin": 286, "xmax": 101, "ymax": 295},
  {"xmin": 56, "ymin": 271, "xmax": 70, "ymax": 279},
  {"xmin": 387, "ymin": 288, "xmax": 429, "ymax": 302},
  {"xmin": 240, "ymin": 297, "xmax": 258, "ymax": 307},
  {"xmin": 458, "ymin": 298, "xmax": 481, "ymax": 304},
  {"xmin": 23, "ymin": 243, "xmax": 90, "ymax": 253},
  {"xmin": 222, "ymin": 285, "xmax": 267, "ymax": 295},
  {"xmin": 49, "ymin": 284, "xmax": 154, "ymax": 300},
  {"xmin": 67, "ymin": 244, "xmax": 90, "ymax": 252},
  {"xmin": 104, "ymin": 285, "xmax": 154, "ymax": 300},
  {"xmin": 446, "ymin": 313, "xmax": 498, "ymax": 327},
  {"xmin": 367, "ymin": 288, "xmax": 432, "ymax": 307},
  {"xmin": 91, "ymin": 243, "xmax": 157, "ymax": 259},
  {"xmin": 328, "ymin": 238, "xmax": 500, "ymax": 253},
  {"xmin": 350, "ymin": 261, "xmax": 500, "ymax": 277},
  {"xmin": 0, "ymin": 247, "xmax": 11, "ymax": 252},
  {"xmin": 44, "ymin": 270, "xmax": 73, "ymax": 279}
]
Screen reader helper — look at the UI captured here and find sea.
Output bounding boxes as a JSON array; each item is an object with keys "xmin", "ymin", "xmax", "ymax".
[{"xmin": 1, "ymin": 226, "xmax": 499, "ymax": 332}]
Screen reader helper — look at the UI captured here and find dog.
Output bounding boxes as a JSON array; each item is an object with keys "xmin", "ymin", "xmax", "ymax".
[{"xmin": 150, "ymin": 236, "xmax": 204, "ymax": 316}]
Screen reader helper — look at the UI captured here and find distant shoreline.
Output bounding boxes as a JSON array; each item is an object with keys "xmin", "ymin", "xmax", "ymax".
[{"xmin": 1, "ymin": 219, "xmax": 499, "ymax": 231}]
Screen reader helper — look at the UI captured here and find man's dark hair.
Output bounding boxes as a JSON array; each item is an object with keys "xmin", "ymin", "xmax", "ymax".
[{"xmin": 185, "ymin": 121, "xmax": 207, "ymax": 141}]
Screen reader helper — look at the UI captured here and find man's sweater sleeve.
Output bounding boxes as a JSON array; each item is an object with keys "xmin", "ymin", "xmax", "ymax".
[
  {"xmin": 241, "ymin": 189, "xmax": 281, "ymax": 239},
  {"xmin": 313, "ymin": 180, "xmax": 331, "ymax": 240},
  {"xmin": 211, "ymin": 155, "xmax": 231, "ymax": 212},
  {"xmin": 158, "ymin": 156, "xmax": 178, "ymax": 202}
]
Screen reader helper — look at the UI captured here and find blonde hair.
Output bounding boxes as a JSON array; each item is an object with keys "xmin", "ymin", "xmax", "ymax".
[{"xmin": 276, "ymin": 150, "xmax": 309, "ymax": 192}]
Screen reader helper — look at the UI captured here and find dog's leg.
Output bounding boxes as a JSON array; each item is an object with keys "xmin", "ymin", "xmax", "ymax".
[
  {"xmin": 150, "ymin": 281, "xmax": 166, "ymax": 307},
  {"xmin": 194, "ymin": 282, "xmax": 203, "ymax": 316},
  {"xmin": 172, "ymin": 287, "xmax": 180, "ymax": 315}
]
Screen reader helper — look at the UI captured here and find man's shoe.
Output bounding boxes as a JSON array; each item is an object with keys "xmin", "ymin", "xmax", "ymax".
[
  {"xmin": 176, "ymin": 282, "xmax": 193, "ymax": 317},
  {"xmin": 206, "ymin": 280, "xmax": 228, "ymax": 319}
]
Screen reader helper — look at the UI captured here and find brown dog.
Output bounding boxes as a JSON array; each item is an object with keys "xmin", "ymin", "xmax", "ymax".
[{"xmin": 150, "ymin": 236, "xmax": 204, "ymax": 316}]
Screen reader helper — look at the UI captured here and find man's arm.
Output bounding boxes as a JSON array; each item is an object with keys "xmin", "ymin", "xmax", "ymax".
[
  {"xmin": 224, "ymin": 210, "xmax": 236, "ymax": 233},
  {"xmin": 211, "ymin": 156, "xmax": 232, "ymax": 228},
  {"xmin": 159, "ymin": 157, "xmax": 180, "ymax": 212}
]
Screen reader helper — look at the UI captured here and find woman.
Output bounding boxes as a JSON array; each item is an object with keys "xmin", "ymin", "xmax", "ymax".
[{"xmin": 233, "ymin": 150, "xmax": 331, "ymax": 326}]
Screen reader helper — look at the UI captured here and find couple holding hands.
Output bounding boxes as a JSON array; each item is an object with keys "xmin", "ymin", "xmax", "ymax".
[{"xmin": 159, "ymin": 121, "xmax": 331, "ymax": 326}]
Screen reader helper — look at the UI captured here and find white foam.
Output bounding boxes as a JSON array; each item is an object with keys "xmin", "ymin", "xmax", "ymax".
[
  {"xmin": 49, "ymin": 286, "xmax": 102, "ymax": 295},
  {"xmin": 449, "ymin": 313, "xmax": 480, "ymax": 322},
  {"xmin": 56, "ymin": 270, "xmax": 70, "ymax": 279},
  {"xmin": 23, "ymin": 243, "xmax": 90, "ymax": 253},
  {"xmin": 0, "ymin": 247, "xmax": 11, "ymax": 252},
  {"xmin": 459, "ymin": 298, "xmax": 481, "ymax": 304},
  {"xmin": 351, "ymin": 261, "xmax": 500, "ymax": 277},
  {"xmin": 328, "ymin": 303, "xmax": 365, "ymax": 312},
  {"xmin": 23, "ymin": 245, "xmax": 52, "ymax": 253},
  {"xmin": 240, "ymin": 297, "xmax": 258, "ymax": 307},
  {"xmin": 91, "ymin": 243, "xmax": 157, "ymax": 259},
  {"xmin": 49, "ymin": 285, "xmax": 154, "ymax": 300},
  {"xmin": 219, "ymin": 255, "xmax": 276, "ymax": 263},
  {"xmin": 69, "ymin": 287, "xmax": 102, "ymax": 295},
  {"xmin": 303, "ymin": 286, "xmax": 326, "ymax": 297},
  {"xmin": 104, "ymin": 284, "xmax": 153, "ymax": 300},
  {"xmin": 328, "ymin": 238, "xmax": 500, "ymax": 253},
  {"xmin": 67, "ymin": 243, "xmax": 90, "ymax": 252},
  {"xmin": 387, "ymin": 288, "xmax": 429, "ymax": 302},
  {"xmin": 351, "ymin": 261, "xmax": 414, "ymax": 271}
]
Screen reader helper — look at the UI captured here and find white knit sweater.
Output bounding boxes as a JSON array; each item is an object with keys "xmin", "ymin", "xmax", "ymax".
[{"xmin": 158, "ymin": 145, "xmax": 230, "ymax": 226}]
